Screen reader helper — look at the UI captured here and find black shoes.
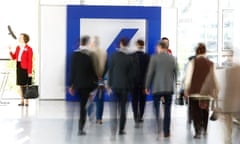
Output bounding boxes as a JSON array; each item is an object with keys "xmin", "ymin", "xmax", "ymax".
[
  {"xmin": 119, "ymin": 130, "xmax": 126, "ymax": 135},
  {"xmin": 164, "ymin": 133, "xmax": 170, "ymax": 138},
  {"xmin": 78, "ymin": 130, "xmax": 86, "ymax": 136},
  {"xmin": 138, "ymin": 119, "xmax": 144, "ymax": 123},
  {"xmin": 193, "ymin": 134, "xmax": 201, "ymax": 139}
]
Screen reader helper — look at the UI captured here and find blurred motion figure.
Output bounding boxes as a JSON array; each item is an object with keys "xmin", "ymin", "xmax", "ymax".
[
  {"xmin": 145, "ymin": 41, "xmax": 177, "ymax": 138},
  {"xmin": 91, "ymin": 36, "xmax": 107, "ymax": 124},
  {"xmin": 68, "ymin": 36, "xmax": 98, "ymax": 135},
  {"xmin": 184, "ymin": 43, "xmax": 218, "ymax": 139},
  {"xmin": 130, "ymin": 40, "xmax": 150, "ymax": 126},
  {"xmin": 108, "ymin": 38, "xmax": 135, "ymax": 135}
]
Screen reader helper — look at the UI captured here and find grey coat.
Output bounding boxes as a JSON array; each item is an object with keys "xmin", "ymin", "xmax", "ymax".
[{"xmin": 145, "ymin": 52, "xmax": 177, "ymax": 94}]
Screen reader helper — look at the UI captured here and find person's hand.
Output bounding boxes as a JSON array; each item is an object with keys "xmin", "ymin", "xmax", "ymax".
[
  {"xmin": 145, "ymin": 89, "xmax": 150, "ymax": 95},
  {"xmin": 8, "ymin": 45, "xmax": 12, "ymax": 51},
  {"xmin": 107, "ymin": 87, "xmax": 112, "ymax": 95},
  {"xmin": 161, "ymin": 96, "xmax": 165, "ymax": 103},
  {"xmin": 28, "ymin": 74, "xmax": 32, "ymax": 77},
  {"xmin": 68, "ymin": 87, "xmax": 75, "ymax": 96},
  {"xmin": 184, "ymin": 90, "xmax": 189, "ymax": 98}
]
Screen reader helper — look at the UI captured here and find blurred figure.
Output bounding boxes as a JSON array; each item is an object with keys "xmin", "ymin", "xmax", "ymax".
[
  {"xmin": 108, "ymin": 38, "xmax": 134, "ymax": 135},
  {"xmin": 145, "ymin": 41, "xmax": 177, "ymax": 138},
  {"xmin": 9, "ymin": 33, "xmax": 33, "ymax": 107},
  {"xmin": 91, "ymin": 36, "xmax": 107, "ymax": 124},
  {"xmin": 131, "ymin": 40, "xmax": 150, "ymax": 127},
  {"xmin": 181, "ymin": 55, "xmax": 196, "ymax": 124},
  {"xmin": 161, "ymin": 37, "xmax": 172, "ymax": 55},
  {"xmin": 68, "ymin": 36, "xmax": 98, "ymax": 135},
  {"xmin": 214, "ymin": 65, "xmax": 240, "ymax": 144},
  {"xmin": 184, "ymin": 43, "xmax": 217, "ymax": 139}
]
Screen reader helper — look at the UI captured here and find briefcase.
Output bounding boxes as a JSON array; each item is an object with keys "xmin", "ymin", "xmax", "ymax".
[{"xmin": 24, "ymin": 85, "xmax": 39, "ymax": 99}]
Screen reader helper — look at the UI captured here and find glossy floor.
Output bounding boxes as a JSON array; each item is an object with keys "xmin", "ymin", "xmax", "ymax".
[{"xmin": 0, "ymin": 100, "xmax": 239, "ymax": 144}]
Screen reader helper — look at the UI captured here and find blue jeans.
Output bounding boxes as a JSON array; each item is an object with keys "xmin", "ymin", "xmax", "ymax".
[
  {"xmin": 153, "ymin": 94, "xmax": 172, "ymax": 134},
  {"xmin": 96, "ymin": 86, "xmax": 105, "ymax": 120}
]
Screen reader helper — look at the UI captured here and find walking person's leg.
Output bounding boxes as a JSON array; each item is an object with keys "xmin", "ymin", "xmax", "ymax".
[
  {"xmin": 96, "ymin": 87, "xmax": 105, "ymax": 124},
  {"xmin": 110, "ymin": 90, "xmax": 118, "ymax": 136},
  {"xmin": 223, "ymin": 113, "xmax": 233, "ymax": 144},
  {"xmin": 78, "ymin": 89, "xmax": 90, "ymax": 135},
  {"xmin": 201, "ymin": 100, "xmax": 210, "ymax": 135},
  {"xmin": 163, "ymin": 95, "xmax": 172, "ymax": 137},
  {"xmin": 139, "ymin": 88, "xmax": 146, "ymax": 122},
  {"xmin": 191, "ymin": 100, "xmax": 202, "ymax": 138},
  {"xmin": 119, "ymin": 91, "xmax": 128, "ymax": 135},
  {"xmin": 132, "ymin": 88, "xmax": 139, "ymax": 123},
  {"xmin": 153, "ymin": 95, "xmax": 161, "ymax": 134}
]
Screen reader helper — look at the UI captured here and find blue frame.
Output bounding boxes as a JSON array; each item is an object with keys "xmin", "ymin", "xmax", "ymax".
[{"xmin": 66, "ymin": 5, "xmax": 161, "ymax": 101}]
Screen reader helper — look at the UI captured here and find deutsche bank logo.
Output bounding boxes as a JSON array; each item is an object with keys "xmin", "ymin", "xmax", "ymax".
[
  {"xmin": 67, "ymin": 6, "xmax": 161, "ymax": 101},
  {"xmin": 107, "ymin": 28, "xmax": 139, "ymax": 55},
  {"xmin": 80, "ymin": 19, "xmax": 146, "ymax": 55}
]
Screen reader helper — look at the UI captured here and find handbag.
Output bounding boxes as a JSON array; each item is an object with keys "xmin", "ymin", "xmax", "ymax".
[{"xmin": 24, "ymin": 85, "xmax": 39, "ymax": 99}]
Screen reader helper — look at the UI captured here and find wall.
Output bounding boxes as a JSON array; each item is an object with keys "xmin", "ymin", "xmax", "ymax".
[
  {"xmin": 39, "ymin": 5, "xmax": 176, "ymax": 100},
  {"xmin": 40, "ymin": 5, "xmax": 66, "ymax": 99}
]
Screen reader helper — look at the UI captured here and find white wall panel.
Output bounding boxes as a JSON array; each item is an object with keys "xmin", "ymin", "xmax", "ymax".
[
  {"xmin": 40, "ymin": 6, "xmax": 66, "ymax": 99},
  {"xmin": 161, "ymin": 7, "xmax": 178, "ymax": 56}
]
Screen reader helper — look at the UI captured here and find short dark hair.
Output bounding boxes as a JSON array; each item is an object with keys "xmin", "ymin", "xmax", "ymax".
[
  {"xmin": 120, "ymin": 38, "xmax": 129, "ymax": 47},
  {"xmin": 20, "ymin": 33, "xmax": 30, "ymax": 43},
  {"xmin": 161, "ymin": 37, "xmax": 169, "ymax": 41},
  {"xmin": 81, "ymin": 36, "xmax": 90, "ymax": 46},
  {"xmin": 136, "ymin": 39, "xmax": 145, "ymax": 47},
  {"xmin": 196, "ymin": 43, "xmax": 206, "ymax": 55},
  {"xmin": 158, "ymin": 40, "xmax": 168, "ymax": 49}
]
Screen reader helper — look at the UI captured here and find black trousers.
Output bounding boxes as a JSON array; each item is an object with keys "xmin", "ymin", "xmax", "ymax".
[
  {"xmin": 78, "ymin": 88, "xmax": 91, "ymax": 131},
  {"xmin": 190, "ymin": 99, "xmax": 209, "ymax": 134},
  {"xmin": 131, "ymin": 88, "xmax": 146, "ymax": 121},
  {"xmin": 110, "ymin": 90, "xmax": 128, "ymax": 132}
]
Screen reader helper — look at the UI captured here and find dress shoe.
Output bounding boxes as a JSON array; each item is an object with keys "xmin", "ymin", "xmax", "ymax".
[
  {"xmin": 96, "ymin": 120, "xmax": 103, "ymax": 125},
  {"xmin": 119, "ymin": 130, "xmax": 126, "ymax": 135},
  {"xmin": 78, "ymin": 130, "xmax": 86, "ymax": 136},
  {"xmin": 193, "ymin": 134, "xmax": 201, "ymax": 139},
  {"xmin": 164, "ymin": 133, "xmax": 170, "ymax": 138},
  {"xmin": 138, "ymin": 119, "xmax": 144, "ymax": 123}
]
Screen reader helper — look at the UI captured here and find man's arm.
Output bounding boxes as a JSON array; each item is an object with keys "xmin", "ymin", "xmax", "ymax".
[
  {"xmin": 184, "ymin": 60, "xmax": 194, "ymax": 96},
  {"xmin": 145, "ymin": 56, "xmax": 155, "ymax": 90},
  {"xmin": 69, "ymin": 52, "xmax": 76, "ymax": 87},
  {"xmin": 108, "ymin": 55, "xmax": 114, "ymax": 88}
]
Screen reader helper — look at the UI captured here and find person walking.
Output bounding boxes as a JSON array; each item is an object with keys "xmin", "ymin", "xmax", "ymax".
[
  {"xmin": 145, "ymin": 40, "xmax": 177, "ymax": 138},
  {"xmin": 131, "ymin": 40, "xmax": 149, "ymax": 126},
  {"xmin": 91, "ymin": 36, "xmax": 107, "ymax": 124},
  {"xmin": 9, "ymin": 33, "xmax": 33, "ymax": 107},
  {"xmin": 161, "ymin": 37, "xmax": 172, "ymax": 55},
  {"xmin": 108, "ymin": 38, "xmax": 135, "ymax": 135},
  {"xmin": 68, "ymin": 36, "xmax": 98, "ymax": 135},
  {"xmin": 184, "ymin": 43, "xmax": 217, "ymax": 139}
]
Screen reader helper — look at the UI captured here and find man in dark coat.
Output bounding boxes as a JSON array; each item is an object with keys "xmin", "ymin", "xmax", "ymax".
[
  {"xmin": 68, "ymin": 36, "xmax": 98, "ymax": 136},
  {"xmin": 130, "ymin": 40, "xmax": 150, "ymax": 125},
  {"xmin": 108, "ymin": 38, "xmax": 135, "ymax": 135}
]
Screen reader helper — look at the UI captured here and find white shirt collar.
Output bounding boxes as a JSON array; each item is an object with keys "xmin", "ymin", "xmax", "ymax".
[{"xmin": 197, "ymin": 54, "xmax": 206, "ymax": 58}]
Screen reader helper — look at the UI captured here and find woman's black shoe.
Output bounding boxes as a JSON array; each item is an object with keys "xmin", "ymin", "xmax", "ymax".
[{"xmin": 18, "ymin": 103, "xmax": 24, "ymax": 106}]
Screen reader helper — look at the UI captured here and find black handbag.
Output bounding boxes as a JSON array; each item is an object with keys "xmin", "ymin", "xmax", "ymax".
[{"xmin": 24, "ymin": 85, "xmax": 39, "ymax": 99}]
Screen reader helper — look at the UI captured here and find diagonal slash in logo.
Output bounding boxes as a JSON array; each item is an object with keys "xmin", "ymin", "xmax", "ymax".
[{"xmin": 107, "ymin": 28, "xmax": 139, "ymax": 57}]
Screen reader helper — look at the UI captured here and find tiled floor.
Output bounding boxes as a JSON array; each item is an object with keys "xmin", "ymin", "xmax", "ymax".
[{"xmin": 0, "ymin": 100, "xmax": 239, "ymax": 144}]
